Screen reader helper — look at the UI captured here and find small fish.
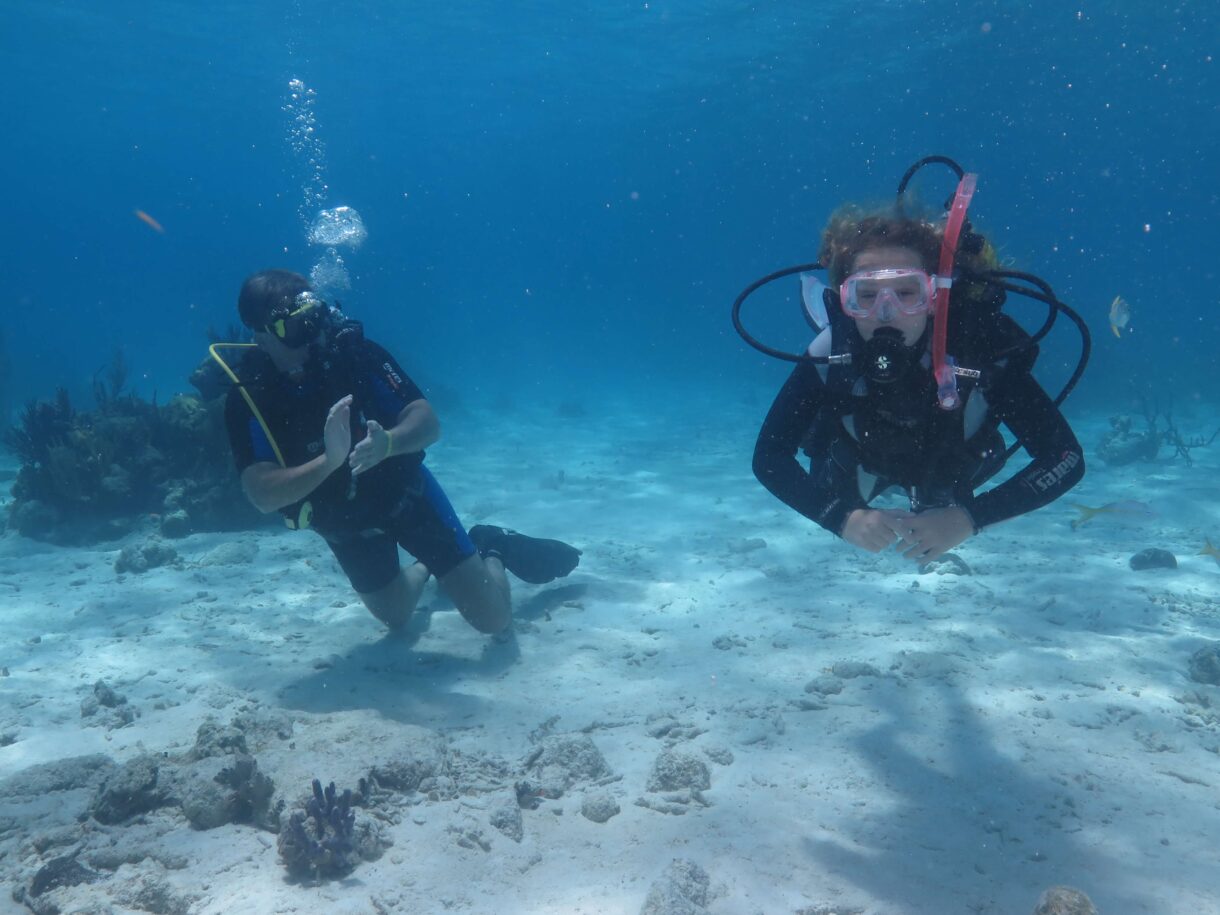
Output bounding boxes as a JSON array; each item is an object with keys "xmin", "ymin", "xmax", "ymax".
[
  {"xmin": 1069, "ymin": 500, "xmax": 1156, "ymax": 530},
  {"xmin": 1201, "ymin": 539, "xmax": 1220, "ymax": 564},
  {"xmin": 1108, "ymin": 295, "xmax": 1131, "ymax": 338},
  {"xmin": 134, "ymin": 209, "xmax": 165, "ymax": 233}
]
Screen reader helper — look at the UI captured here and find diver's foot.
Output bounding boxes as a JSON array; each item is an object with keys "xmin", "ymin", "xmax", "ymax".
[{"xmin": 468, "ymin": 525, "xmax": 581, "ymax": 584}]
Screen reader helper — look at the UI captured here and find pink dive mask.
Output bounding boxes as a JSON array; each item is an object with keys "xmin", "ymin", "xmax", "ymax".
[{"xmin": 838, "ymin": 268, "xmax": 937, "ymax": 320}]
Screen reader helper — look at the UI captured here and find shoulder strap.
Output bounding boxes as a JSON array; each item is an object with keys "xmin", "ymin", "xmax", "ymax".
[{"xmin": 209, "ymin": 343, "xmax": 287, "ymax": 468}]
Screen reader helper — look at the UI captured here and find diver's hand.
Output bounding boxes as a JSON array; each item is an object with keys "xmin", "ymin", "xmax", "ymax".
[
  {"xmin": 350, "ymin": 419, "xmax": 392, "ymax": 476},
  {"xmin": 885, "ymin": 507, "xmax": 974, "ymax": 564},
  {"xmin": 841, "ymin": 509, "xmax": 904, "ymax": 553},
  {"xmin": 323, "ymin": 395, "xmax": 354, "ymax": 471}
]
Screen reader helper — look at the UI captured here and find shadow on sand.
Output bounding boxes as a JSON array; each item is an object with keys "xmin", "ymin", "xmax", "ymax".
[
  {"xmin": 273, "ymin": 583, "xmax": 589, "ymax": 726},
  {"xmin": 799, "ymin": 678, "xmax": 1164, "ymax": 914}
]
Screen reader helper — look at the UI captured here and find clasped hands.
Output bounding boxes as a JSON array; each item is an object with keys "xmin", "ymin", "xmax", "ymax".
[{"xmin": 840, "ymin": 506, "xmax": 974, "ymax": 564}]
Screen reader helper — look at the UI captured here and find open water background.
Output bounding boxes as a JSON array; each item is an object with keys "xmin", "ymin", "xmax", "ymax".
[{"xmin": 2, "ymin": 0, "xmax": 1217, "ymax": 421}]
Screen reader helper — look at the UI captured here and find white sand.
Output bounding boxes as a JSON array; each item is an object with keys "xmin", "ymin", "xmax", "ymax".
[{"xmin": 1, "ymin": 398, "xmax": 1218, "ymax": 914}]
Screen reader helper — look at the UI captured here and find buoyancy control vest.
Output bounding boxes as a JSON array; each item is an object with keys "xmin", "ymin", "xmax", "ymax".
[
  {"xmin": 801, "ymin": 298, "xmax": 1036, "ymax": 508},
  {"xmin": 211, "ymin": 311, "xmax": 370, "ymax": 529}
]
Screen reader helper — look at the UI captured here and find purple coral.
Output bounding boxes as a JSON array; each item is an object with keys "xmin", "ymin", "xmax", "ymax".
[{"xmin": 277, "ymin": 779, "xmax": 359, "ymax": 880}]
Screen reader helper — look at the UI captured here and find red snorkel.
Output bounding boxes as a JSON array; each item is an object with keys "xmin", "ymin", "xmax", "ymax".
[{"xmin": 932, "ymin": 172, "xmax": 978, "ymax": 409}]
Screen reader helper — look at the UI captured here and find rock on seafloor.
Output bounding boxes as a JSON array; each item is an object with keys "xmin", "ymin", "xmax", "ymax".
[
  {"xmin": 1129, "ymin": 548, "xmax": 1177, "ymax": 571},
  {"xmin": 1033, "ymin": 885, "xmax": 1099, "ymax": 915}
]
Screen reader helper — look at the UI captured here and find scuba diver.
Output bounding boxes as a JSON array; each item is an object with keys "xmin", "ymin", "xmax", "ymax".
[
  {"xmin": 738, "ymin": 157, "xmax": 1088, "ymax": 564},
  {"xmin": 215, "ymin": 269, "xmax": 580, "ymax": 635}
]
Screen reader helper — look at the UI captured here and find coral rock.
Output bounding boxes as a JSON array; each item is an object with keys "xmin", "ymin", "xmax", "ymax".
[
  {"xmin": 640, "ymin": 858, "xmax": 711, "ymax": 915},
  {"xmin": 646, "ymin": 750, "xmax": 710, "ymax": 793},
  {"xmin": 1188, "ymin": 643, "xmax": 1220, "ymax": 686},
  {"xmin": 1033, "ymin": 886, "xmax": 1099, "ymax": 915},
  {"xmin": 89, "ymin": 755, "xmax": 170, "ymax": 824},
  {"xmin": 1129, "ymin": 548, "xmax": 1177, "ymax": 571}
]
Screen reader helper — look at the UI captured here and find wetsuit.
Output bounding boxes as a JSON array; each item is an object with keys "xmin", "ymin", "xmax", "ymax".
[
  {"xmin": 752, "ymin": 314, "xmax": 1085, "ymax": 535},
  {"xmin": 224, "ymin": 331, "xmax": 475, "ymax": 592}
]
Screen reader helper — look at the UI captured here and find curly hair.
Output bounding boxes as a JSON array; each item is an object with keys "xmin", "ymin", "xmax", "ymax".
[
  {"xmin": 818, "ymin": 205, "xmax": 1003, "ymax": 297},
  {"xmin": 818, "ymin": 206, "xmax": 943, "ymax": 287}
]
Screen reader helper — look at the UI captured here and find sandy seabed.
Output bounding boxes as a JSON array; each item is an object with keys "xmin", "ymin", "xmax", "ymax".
[{"xmin": 1, "ymin": 397, "xmax": 1218, "ymax": 915}]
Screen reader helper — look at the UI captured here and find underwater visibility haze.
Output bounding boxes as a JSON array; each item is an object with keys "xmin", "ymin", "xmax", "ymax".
[
  {"xmin": 2, "ymin": 1, "xmax": 1216, "ymax": 408},
  {"xmin": 1, "ymin": 1, "xmax": 1219, "ymax": 913}
]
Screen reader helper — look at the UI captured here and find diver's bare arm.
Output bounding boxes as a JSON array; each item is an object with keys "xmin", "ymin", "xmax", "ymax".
[
  {"xmin": 385, "ymin": 399, "xmax": 440, "ymax": 456},
  {"xmin": 240, "ymin": 457, "xmax": 340, "ymax": 514}
]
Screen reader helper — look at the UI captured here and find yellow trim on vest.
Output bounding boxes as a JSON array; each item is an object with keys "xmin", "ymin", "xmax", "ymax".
[
  {"xmin": 209, "ymin": 343, "xmax": 287, "ymax": 467},
  {"xmin": 209, "ymin": 343, "xmax": 311, "ymax": 529}
]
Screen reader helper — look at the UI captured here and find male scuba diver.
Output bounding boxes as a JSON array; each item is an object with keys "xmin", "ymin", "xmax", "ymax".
[
  {"xmin": 739, "ymin": 158, "xmax": 1088, "ymax": 564},
  {"xmin": 216, "ymin": 269, "xmax": 580, "ymax": 635}
]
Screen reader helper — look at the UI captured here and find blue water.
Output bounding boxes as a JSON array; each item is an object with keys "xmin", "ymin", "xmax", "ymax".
[
  {"xmin": 4, "ymin": 5, "xmax": 1220, "ymax": 912},
  {"xmin": 3, "ymin": 0, "xmax": 1216, "ymax": 418}
]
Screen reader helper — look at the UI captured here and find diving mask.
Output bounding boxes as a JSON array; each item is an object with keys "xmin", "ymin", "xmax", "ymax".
[
  {"xmin": 840, "ymin": 268, "xmax": 938, "ymax": 321},
  {"xmin": 263, "ymin": 291, "xmax": 324, "ymax": 348}
]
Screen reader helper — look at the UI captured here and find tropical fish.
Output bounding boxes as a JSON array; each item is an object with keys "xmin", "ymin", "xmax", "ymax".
[
  {"xmin": 1108, "ymin": 295, "xmax": 1131, "ymax": 338},
  {"xmin": 134, "ymin": 209, "xmax": 165, "ymax": 233},
  {"xmin": 1069, "ymin": 500, "xmax": 1156, "ymax": 530},
  {"xmin": 1200, "ymin": 539, "xmax": 1220, "ymax": 564}
]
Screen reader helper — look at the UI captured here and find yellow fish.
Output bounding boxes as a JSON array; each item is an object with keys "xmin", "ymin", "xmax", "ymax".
[
  {"xmin": 1069, "ymin": 500, "xmax": 1155, "ymax": 530},
  {"xmin": 1108, "ymin": 295, "xmax": 1131, "ymax": 338},
  {"xmin": 1201, "ymin": 539, "xmax": 1220, "ymax": 564}
]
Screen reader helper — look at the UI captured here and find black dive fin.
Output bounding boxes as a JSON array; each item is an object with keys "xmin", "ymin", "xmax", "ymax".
[{"xmin": 468, "ymin": 525, "xmax": 582, "ymax": 584}]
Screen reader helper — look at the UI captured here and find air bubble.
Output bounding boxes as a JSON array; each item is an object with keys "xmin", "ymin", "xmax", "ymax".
[
  {"xmin": 284, "ymin": 78, "xmax": 368, "ymax": 290},
  {"xmin": 310, "ymin": 248, "xmax": 350, "ymax": 294},
  {"xmin": 308, "ymin": 206, "xmax": 367, "ymax": 248},
  {"xmin": 284, "ymin": 76, "xmax": 328, "ymax": 228}
]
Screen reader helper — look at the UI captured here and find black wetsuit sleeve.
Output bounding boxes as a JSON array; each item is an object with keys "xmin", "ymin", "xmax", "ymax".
[
  {"xmin": 753, "ymin": 360, "xmax": 865, "ymax": 535},
  {"xmin": 355, "ymin": 339, "xmax": 426, "ymax": 425},
  {"xmin": 970, "ymin": 369, "xmax": 1085, "ymax": 529}
]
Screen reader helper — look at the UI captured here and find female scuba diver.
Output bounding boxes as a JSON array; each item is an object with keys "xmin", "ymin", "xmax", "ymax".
[{"xmin": 739, "ymin": 157, "xmax": 1088, "ymax": 564}]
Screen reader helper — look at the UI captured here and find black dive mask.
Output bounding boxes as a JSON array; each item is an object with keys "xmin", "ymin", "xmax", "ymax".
[
  {"xmin": 263, "ymin": 292, "xmax": 326, "ymax": 349},
  {"xmin": 859, "ymin": 326, "xmax": 923, "ymax": 385}
]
